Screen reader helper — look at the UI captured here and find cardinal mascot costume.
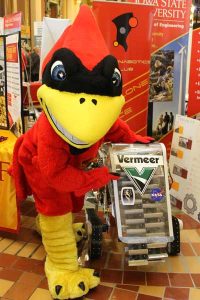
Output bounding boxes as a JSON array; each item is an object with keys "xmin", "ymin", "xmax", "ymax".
[{"xmin": 10, "ymin": 5, "xmax": 153, "ymax": 299}]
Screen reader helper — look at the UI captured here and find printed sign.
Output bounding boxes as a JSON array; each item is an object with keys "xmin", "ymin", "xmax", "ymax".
[
  {"xmin": 169, "ymin": 115, "xmax": 200, "ymax": 222},
  {"xmin": 114, "ymin": 153, "xmax": 163, "ymax": 195},
  {"xmin": 6, "ymin": 33, "xmax": 23, "ymax": 137},
  {"xmin": 4, "ymin": 12, "xmax": 21, "ymax": 35},
  {"xmin": 6, "ymin": 43, "xmax": 18, "ymax": 63},
  {"xmin": 34, "ymin": 21, "xmax": 43, "ymax": 48},
  {"xmin": 114, "ymin": 154, "xmax": 163, "ymax": 166}
]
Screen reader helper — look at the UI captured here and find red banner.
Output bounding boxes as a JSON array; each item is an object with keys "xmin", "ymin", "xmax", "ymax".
[
  {"xmin": 187, "ymin": 4, "xmax": 200, "ymax": 118},
  {"xmin": 92, "ymin": 1, "xmax": 154, "ymax": 135},
  {"xmin": 4, "ymin": 12, "xmax": 21, "ymax": 34}
]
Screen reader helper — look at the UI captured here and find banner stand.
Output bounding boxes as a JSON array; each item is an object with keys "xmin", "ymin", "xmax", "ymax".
[{"xmin": 0, "ymin": 12, "xmax": 23, "ymax": 233}]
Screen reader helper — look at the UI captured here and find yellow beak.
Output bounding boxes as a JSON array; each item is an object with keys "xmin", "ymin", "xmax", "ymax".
[{"xmin": 37, "ymin": 85, "xmax": 125, "ymax": 148}]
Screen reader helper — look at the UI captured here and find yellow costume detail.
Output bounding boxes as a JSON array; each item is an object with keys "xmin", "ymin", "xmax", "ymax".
[
  {"xmin": 35, "ymin": 215, "xmax": 85, "ymax": 243},
  {"xmin": 38, "ymin": 212, "xmax": 100, "ymax": 299},
  {"xmin": 37, "ymin": 85, "xmax": 124, "ymax": 149}
]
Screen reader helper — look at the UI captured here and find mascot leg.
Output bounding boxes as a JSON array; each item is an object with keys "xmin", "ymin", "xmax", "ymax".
[
  {"xmin": 36, "ymin": 215, "xmax": 85, "ymax": 243},
  {"xmin": 39, "ymin": 212, "xmax": 100, "ymax": 299}
]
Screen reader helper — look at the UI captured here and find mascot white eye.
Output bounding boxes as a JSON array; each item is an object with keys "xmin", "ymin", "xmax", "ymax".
[
  {"xmin": 112, "ymin": 68, "xmax": 121, "ymax": 87},
  {"xmin": 51, "ymin": 60, "xmax": 66, "ymax": 81}
]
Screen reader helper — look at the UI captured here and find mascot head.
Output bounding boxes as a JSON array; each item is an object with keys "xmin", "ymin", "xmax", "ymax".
[{"xmin": 37, "ymin": 5, "xmax": 125, "ymax": 149}]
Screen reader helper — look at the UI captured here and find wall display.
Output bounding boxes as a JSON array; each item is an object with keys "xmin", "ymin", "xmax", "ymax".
[
  {"xmin": 146, "ymin": 0, "xmax": 192, "ymax": 157},
  {"xmin": 34, "ymin": 21, "xmax": 43, "ymax": 49},
  {"xmin": 169, "ymin": 115, "xmax": 200, "ymax": 222},
  {"xmin": 92, "ymin": 1, "xmax": 154, "ymax": 136},
  {"xmin": 187, "ymin": 3, "xmax": 200, "ymax": 118}
]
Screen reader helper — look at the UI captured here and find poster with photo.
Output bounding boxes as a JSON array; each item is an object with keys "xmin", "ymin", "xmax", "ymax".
[
  {"xmin": 149, "ymin": 42, "xmax": 190, "ymax": 154},
  {"xmin": 152, "ymin": 109, "xmax": 175, "ymax": 141},
  {"xmin": 169, "ymin": 115, "xmax": 200, "ymax": 222},
  {"xmin": 146, "ymin": 0, "xmax": 192, "ymax": 155},
  {"xmin": 6, "ymin": 33, "xmax": 23, "ymax": 136},
  {"xmin": 149, "ymin": 50, "xmax": 174, "ymax": 103}
]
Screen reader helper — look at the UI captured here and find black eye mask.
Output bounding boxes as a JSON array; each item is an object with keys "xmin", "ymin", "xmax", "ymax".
[{"xmin": 42, "ymin": 48, "xmax": 122, "ymax": 96}]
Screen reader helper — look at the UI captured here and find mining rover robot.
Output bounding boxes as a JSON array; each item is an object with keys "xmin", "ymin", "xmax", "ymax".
[{"xmin": 79, "ymin": 143, "xmax": 181, "ymax": 267}]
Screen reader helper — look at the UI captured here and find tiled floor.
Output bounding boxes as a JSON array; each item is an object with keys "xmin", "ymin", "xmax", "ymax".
[{"xmin": 0, "ymin": 200, "xmax": 200, "ymax": 300}]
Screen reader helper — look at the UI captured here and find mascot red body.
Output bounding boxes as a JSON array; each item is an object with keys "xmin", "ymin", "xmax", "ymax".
[{"xmin": 11, "ymin": 5, "xmax": 153, "ymax": 299}]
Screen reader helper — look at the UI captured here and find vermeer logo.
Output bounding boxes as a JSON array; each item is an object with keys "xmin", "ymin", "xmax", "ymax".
[
  {"xmin": 123, "ymin": 167, "xmax": 156, "ymax": 195},
  {"xmin": 117, "ymin": 155, "xmax": 159, "ymax": 164},
  {"xmin": 0, "ymin": 161, "xmax": 9, "ymax": 181}
]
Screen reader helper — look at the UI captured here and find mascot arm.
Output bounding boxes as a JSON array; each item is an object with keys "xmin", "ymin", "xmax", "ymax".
[
  {"xmin": 37, "ymin": 140, "xmax": 118, "ymax": 196},
  {"xmin": 105, "ymin": 118, "xmax": 154, "ymax": 144}
]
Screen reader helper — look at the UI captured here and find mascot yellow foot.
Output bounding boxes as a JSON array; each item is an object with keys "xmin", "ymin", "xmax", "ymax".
[{"xmin": 39, "ymin": 213, "xmax": 100, "ymax": 299}]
